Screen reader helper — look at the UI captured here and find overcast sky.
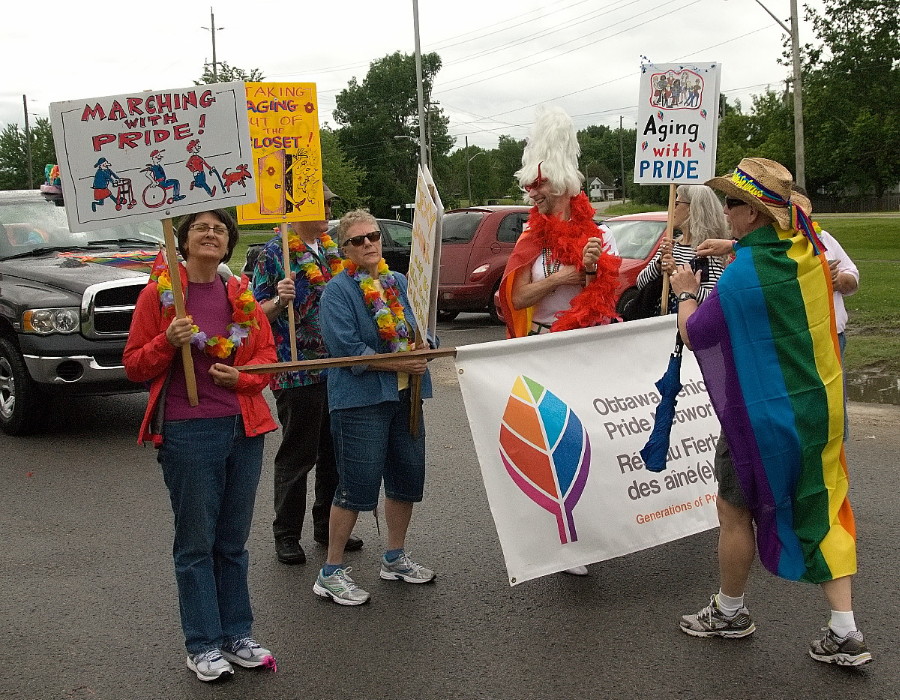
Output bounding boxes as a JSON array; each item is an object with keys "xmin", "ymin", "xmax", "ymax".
[{"xmin": 2, "ymin": 0, "xmax": 824, "ymax": 154}]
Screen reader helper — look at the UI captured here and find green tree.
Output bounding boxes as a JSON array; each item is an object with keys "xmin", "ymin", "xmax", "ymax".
[
  {"xmin": 195, "ymin": 61, "xmax": 265, "ymax": 85},
  {"xmin": 491, "ymin": 135, "xmax": 527, "ymax": 200},
  {"xmin": 802, "ymin": 0, "xmax": 900, "ymax": 196},
  {"xmin": 319, "ymin": 126, "xmax": 365, "ymax": 215},
  {"xmin": 334, "ymin": 51, "xmax": 452, "ymax": 217},
  {"xmin": 0, "ymin": 117, "xmax": 56, "ymax": 191}
]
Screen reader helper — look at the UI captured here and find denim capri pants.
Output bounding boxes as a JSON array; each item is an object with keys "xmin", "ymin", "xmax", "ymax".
[{"xmin": 330, "ymin": 390, "xmax": 426, "ymax": 511}]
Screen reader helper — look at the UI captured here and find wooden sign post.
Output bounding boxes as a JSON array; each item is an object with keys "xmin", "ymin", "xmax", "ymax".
[{"xmin": 162, "ymin": 219, "xmax": 199, "ymax": 406}]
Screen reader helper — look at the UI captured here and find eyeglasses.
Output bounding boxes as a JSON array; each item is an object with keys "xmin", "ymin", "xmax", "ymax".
[
  {"xmin": 724, "ymin": 197, "xmax": 748, "ymax": 209},
  {"xmin": 343, "ymin": 231, "xmax": 381, "ymax": 247},
  {"xmin": 523, "ymin": 178, "xmax": 548, "ymax": 193},
  {"xmin": 189, "ymin": 222, "xmax": 229, "ymax": 234},
  {"xmin": 675, "ymin": 200, "xmax": 689, "ymax": 206}
]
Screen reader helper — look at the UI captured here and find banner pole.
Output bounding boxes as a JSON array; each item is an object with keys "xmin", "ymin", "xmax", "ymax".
[
  {"xmin": 409, "ymin": 329, "xmax": 424, "ymax": 437},
  {"xmin": 659, "ymin": 183, "xmax": 677, "ymax": 315},
  {"xmin": 162, "ymin": 218, "xmax": 199, "ymax": 406},
  {"xmin": 280, "ymin": 222, "xmax": 299, "ymax": 362}
]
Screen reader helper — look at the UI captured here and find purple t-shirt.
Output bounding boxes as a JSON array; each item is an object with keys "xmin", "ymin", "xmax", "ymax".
[{"xmin": 165, "ymin": 279, "xmax": 241, "ymax": 421}]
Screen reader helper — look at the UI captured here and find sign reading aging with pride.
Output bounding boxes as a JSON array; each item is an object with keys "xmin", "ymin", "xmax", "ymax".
[{"xmin": 633, "ymin": 62, "xmax": 721, "ymax": 185}]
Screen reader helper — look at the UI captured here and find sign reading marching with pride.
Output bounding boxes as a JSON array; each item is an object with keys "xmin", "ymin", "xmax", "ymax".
[
  {"xmin": 633, "ymin": 62, "xmax": 721, "ymax": 185},
  {"xmin": 237, "ymin": 82, "xmax": 325, "ymax": 224},
  {"xmin": 50, "ymin": 82, "xmax": 254, "ymax": 233}
]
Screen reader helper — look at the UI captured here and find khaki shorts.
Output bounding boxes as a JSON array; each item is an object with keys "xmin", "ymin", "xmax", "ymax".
[{"xmin": 714, "ymin": 432, "xmax": 747, "ymax": 508}]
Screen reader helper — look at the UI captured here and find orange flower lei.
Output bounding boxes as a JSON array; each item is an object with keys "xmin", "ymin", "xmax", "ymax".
[
  {"xmin": 156, "ymin": 271, "xmax": 259, "ymax": 359},
  {"xmin": 343, "ymin": 259, "xmax": 411, "ymax": 352},
  {"xmin": 286, "ymin": 232, "xmax": 343, "ymax": 286}
]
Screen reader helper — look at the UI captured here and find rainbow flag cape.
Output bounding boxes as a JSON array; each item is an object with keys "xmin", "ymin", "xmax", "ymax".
[
  {"xmin": 685, "ymin": 224, "xmax": 855, "ymax": 583},
  {"xmin": 57, "ymin": 250, "xmax": 160, "ymax": 273}
]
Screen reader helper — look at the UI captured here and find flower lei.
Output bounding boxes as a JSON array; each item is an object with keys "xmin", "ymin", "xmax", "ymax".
[
  {"xmin": 343, "ymin": 259, "xmax": 411, "ymax": 352},
  {"xmin": 156, "ymin": 270, "xmax": 259, "ymax": 359},
  {"xmin": 286, "ymin": 232, "xmax": 344, "ymax": 286}
]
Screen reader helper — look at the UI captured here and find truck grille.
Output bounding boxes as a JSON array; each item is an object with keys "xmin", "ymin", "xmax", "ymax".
[{"xmin": 81, "ymin": 279, "xmax": 147, "ymax": 339}]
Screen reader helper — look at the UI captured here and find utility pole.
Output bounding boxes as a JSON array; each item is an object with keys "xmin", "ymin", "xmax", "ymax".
[
  {"xmin": 23, "ymin": 95, "xmax": 33, "ymax": 190},
  {"xmin": 619, "ymin": 115, "xmax": 627, "ymax": 203},
  {"xmin": 789, "ymin": 0, "xmax": 805, "ymax": 189},
  {"xmin": 201, "ymin": 7, "xmax": 224, "ymax": 82},
  {"xmin": 411, "ymin": 0, "xmax": 428, "ymax": 171},
  {"xmin": 751, "ymin": 0, "xmax": 805, "ymax": 189},
  {"xmin": 466, "ymin": 136, "xmax": 472, "ymax": 206}
]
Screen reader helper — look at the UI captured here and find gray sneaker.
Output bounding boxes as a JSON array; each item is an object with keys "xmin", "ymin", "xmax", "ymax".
[
  {"xmin": 222, "ymin": 636, "xmax": 276, "ymax": 669},
  {"xmin": 809, "ymin": 627, "xmax": 872, "ymax": 666},
  {"xmin": 313, "ymin": 566, "xmax": 371, "ymax": 606},
  {"xmin": 186, "ymin": 649, "xmax": 234, "ymax": 682},
  {"xmin": 380, "ymin": 551, "xmax": 436, "ymax": 583},
  {"xmin": 680, "ymin": 595, "xmax": 756, "ymax": 638}
]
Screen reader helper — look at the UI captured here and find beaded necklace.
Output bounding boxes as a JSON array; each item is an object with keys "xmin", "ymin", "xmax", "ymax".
[
  {"xmin": 541, "ymin": 247, "xmax": 561, "ymax": 278},
  {"xmin": 155, "ymin": 270, "xmax": 259, "ymax": 359},
  {"xmin": 343, "ymin": 259, "xmax": 411, "ymax": 353}
]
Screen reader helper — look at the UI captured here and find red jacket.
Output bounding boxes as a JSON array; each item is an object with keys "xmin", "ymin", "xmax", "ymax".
[{"xmin": 124, "ymin": 271, "xmax": 278, "ymax": 446}]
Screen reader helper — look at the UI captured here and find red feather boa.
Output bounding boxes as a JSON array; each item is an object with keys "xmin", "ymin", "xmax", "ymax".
[{"xmin": 527, "ymin": 192, "xmax": 621, "ymax": 331}]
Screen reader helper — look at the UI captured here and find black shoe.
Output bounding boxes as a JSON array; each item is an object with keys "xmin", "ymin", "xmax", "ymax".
[
  {"xmin": 314, "ymin": 533, "xmax": 364, "ymax": 551},
  {"xmin": 275, "ymin": 538, "xmax": 305, "ymax": 565}
]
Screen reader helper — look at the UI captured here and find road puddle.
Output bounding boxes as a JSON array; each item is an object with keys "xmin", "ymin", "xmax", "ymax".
[{"xmin": 846, "ymin": 370, "xmax": 900, "ymax": 405}]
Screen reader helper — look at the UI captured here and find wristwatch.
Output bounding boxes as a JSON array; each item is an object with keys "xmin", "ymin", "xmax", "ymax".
[
  {"xmin": 677, "ymin": 291, "xmax": 697, "ymax": 302},
  {"xmin": 272, "ymin": 296, "xmax": 285, "ymax": 310}
]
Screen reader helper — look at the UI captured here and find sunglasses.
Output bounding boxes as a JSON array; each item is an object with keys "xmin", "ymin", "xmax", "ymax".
[
  {"xmin": 724, "ymin": 197, "xmax": 748, "ymax": 209},
  {"xmin": 343, "ymin": 231, "xmax": 381, "ymax": 247}
]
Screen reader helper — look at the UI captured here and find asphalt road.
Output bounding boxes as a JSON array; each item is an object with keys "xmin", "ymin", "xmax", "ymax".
[{"xmin": 1, "ymin": 314, "xmax": 898, "ymax": 699}]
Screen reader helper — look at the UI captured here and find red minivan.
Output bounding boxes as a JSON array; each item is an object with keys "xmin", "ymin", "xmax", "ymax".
[{"xmin": 437, "ymin": 205, "xmax": 532, "ymax": 321}]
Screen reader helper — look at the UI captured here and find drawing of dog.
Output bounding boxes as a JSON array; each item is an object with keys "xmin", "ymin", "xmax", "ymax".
[{"xmin": 222, "ymin": 164, "xmax": 252, "ymax": 192}]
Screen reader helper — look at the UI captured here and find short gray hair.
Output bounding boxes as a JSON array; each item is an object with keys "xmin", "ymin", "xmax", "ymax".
[{"xmin": 337, "ymin": 209, "xmax": 378, "ymax": 244}]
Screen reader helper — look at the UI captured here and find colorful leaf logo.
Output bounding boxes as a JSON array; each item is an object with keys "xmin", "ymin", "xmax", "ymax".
[
  {"xmin": 699, "ymin": 109, "xmax": 708, "ymax": 119},
  {"xmin": 641, "ymin": 141, "xmax": 649, "ymax": 151},
  {"xmin": 499, "ymin": 376, "xmax": 591, "ymax": 544},
  {"xmin": 656, "ymin": 110, "xmax": 664, "ymax": 120},
  {"xmin": 699, "ymin": 141, "xmax": 706, "ymax": 150}
]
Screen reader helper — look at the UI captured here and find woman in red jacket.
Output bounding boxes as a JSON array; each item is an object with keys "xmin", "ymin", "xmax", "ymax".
[{"xmin": 124, "ymin": 209, "xmax": 278, "ymax": 682}]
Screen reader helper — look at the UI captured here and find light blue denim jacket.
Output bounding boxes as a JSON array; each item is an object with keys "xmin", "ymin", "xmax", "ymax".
[{"xmin": 320, "ymin": 271, "xmax": 434, "ymax": 412}]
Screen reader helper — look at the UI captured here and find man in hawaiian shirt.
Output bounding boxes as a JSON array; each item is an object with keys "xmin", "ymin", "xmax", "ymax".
[{"xmin": 251, "ymin": 183, "xmax": 364, "ymax": 564}]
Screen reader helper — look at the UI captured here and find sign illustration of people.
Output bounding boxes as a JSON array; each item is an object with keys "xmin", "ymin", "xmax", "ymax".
[
  {"xmin": 650, "ymin": 69, "xmax": 705, "ymax": 110},
  {"xmin": 185, "ymin": 140, "xmax": 220, "ymax": 197},
  {"xmin": 91, "ymin": 158, "xmax": 136, "ymax": 212},
  {"xmin": 141, "ymin": 149, "xmax": 186, "ymax": 208}
]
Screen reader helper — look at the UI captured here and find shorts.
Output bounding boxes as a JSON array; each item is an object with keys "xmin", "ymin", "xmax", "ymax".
[
  {"xmin": 714, "ymin": 431, "xmax": 747, "ymax": 508},
  {"xmin": 330, "ymin": 391, "xmax": 426, "ymax": 512}
]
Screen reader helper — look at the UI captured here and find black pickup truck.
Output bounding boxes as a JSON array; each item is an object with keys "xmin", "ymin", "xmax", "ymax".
[{"xmin": 0, "ymin": 190, "xmax": 167, "ymax": 435}]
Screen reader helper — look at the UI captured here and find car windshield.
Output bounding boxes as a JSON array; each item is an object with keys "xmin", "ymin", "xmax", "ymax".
[
  {"xmin": 604, "ymin": 219, "xmax": 666, "ymax": 260},
  {"xmin": 0, "ymin": 197, "xmax": 164, "ymax": 260},
  {"xmin": 441, "ymin": 211, "xmax": 485, "ymax": 244}
]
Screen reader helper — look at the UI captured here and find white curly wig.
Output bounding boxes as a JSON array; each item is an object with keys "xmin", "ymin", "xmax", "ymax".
[{"xmin": 515, "ymin": 105, "xmax": 583, "ymax": 200}]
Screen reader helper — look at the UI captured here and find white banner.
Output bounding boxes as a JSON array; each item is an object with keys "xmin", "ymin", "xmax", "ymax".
[
  {"xmin": 633, "ymin": 62, "xmax": 721, "ymax": 185},
  {"xmin": 408, "ymin": 164, "xmax": 443, "ymax": 339},
  {"xmin": 456, "ymin": 316, "xmax": 721, "ymax": 585},
  {"xmin": 50, "ymin": 82, "xmax": 254, "ymax": 232}
]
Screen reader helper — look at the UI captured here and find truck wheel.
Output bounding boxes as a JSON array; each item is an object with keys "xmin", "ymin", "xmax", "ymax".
[
  {"xmin": 0, "ymin": 337, "xmax": 40, "ymax": 435},
  {"xmin": 437, "ymin": 310, "xmax": 459, "ymax": 322},
  {"xmin": 616, "ymin": 287, "xmax": 640, "ymax": 320},
  {"xmin": 488, "ymin": 280, "xmax": 504, "ymax": 324}
]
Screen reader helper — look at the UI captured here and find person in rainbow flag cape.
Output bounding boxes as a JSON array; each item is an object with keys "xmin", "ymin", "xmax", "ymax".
[{"xmin": 669, "ymin": 157, "xmax": 871, "ymax": 666}]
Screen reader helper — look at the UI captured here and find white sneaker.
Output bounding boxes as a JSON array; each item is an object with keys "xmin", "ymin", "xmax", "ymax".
[
  {"xmin": 186, "ymin": 649, "xmax": 234, "ymax": 682},
  {"xmin": 563, "ymin": 565, "xmax": 589, "ymax": 576}
]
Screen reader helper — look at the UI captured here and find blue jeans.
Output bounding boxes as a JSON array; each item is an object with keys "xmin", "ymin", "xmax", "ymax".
[
  {"xmin": 158, "ymin": 415, "xmax": 264, "ymax": 654},
  {"xmin": 331, "ymin": 391, "xmax": 426, "ymax": 511},
  {"xmin": 839, "ymin": 331, "xmax": 849, "ymax": 440}
]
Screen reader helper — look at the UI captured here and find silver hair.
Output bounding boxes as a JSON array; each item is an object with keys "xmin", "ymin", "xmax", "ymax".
[
  {"xmin": 337, "ymin": 209, "xmax": 378, "ymax": 243},
  {"xmin": 515, "ymin": 105, "xmax": 583, "ymax": 201},
  {"xmin": 676, "ymin": 184, "xmax": 729, "ymax": 247}
]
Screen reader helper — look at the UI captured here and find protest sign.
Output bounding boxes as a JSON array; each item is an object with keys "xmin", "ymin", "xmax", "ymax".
[
  {"xmin": 455, "ymin": 316, "xmax": 721, "ymax": 585},
  {"xmin": 406, "ymin": 164, "xmax": 443, "ymax": 338},
  {"xmin": 237, "ymin": 82, "xmax": 324, "ymax": 224},
  {"xmin": 633, "ymin": 62, "xmax": 721, "ymax": 185},
  {"xmin": 50, "ymin": 82, "xmax": 253, "ymax": 233}
]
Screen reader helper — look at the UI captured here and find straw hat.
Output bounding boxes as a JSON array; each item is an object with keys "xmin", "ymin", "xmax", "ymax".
[
  {"xmin": 791, "ymin": 191, "xmax": 813, "ymax": 216},
  {"xmin": 706, "ymin": 157, "xmax": 795, "ymax": 230}
]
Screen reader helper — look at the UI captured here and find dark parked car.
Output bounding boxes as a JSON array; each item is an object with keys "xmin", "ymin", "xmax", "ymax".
[
  {"xmin": 437, "ymin": 205, "xmax": 532, "ymax": 321},
  {"xmin": 242, "ymin": 218, "xmax": 413, "ymax": 276},
  {"xmin": 0, "ymin": 190, "xmax": 165, "ymax": 434},
  {"xmin": 491, "ymin": 210, "xmax": 669, "ymax": 322}
]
